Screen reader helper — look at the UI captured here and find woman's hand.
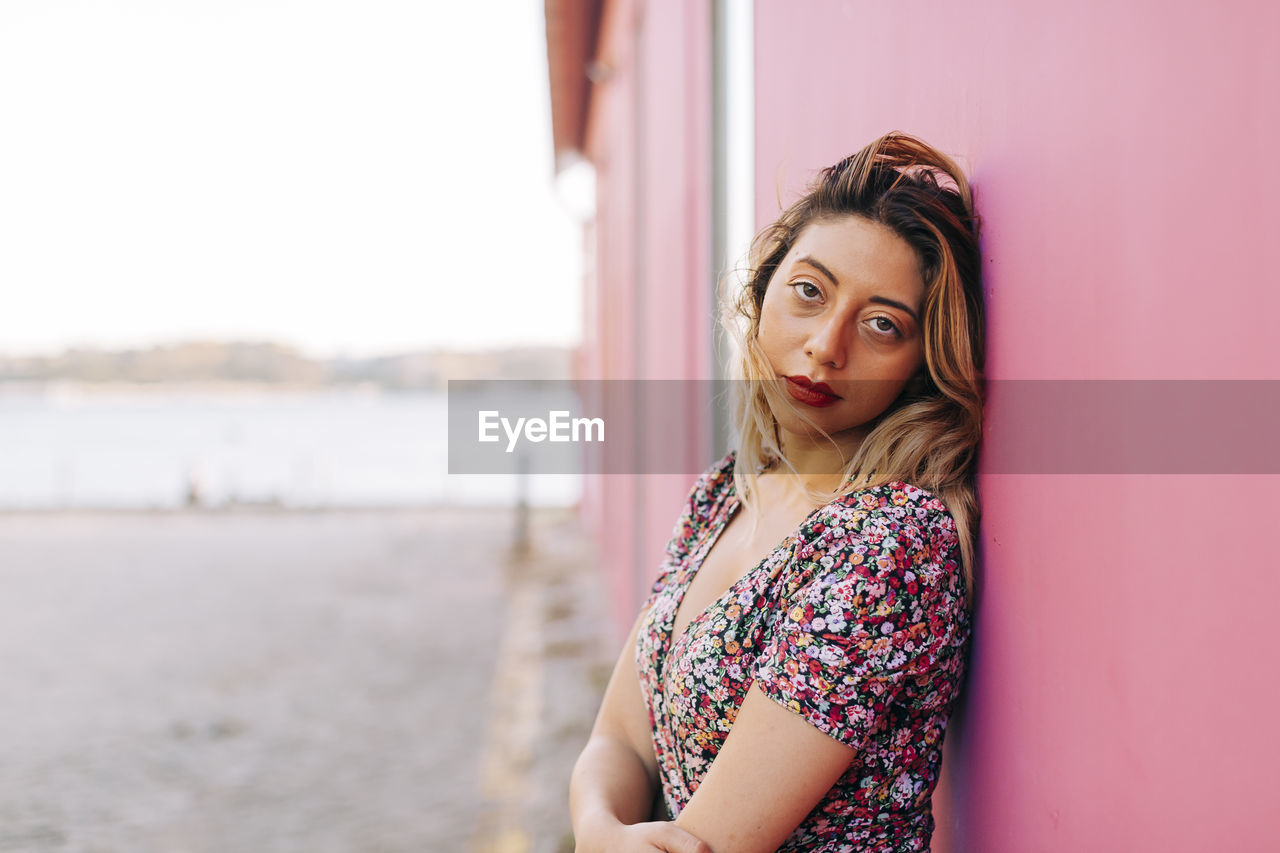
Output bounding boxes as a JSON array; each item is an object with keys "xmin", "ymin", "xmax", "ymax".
[
  {"xmin": 576, "ymin": 819, "xmax": 713, "ymax": 853},
  {"xmin": 571, "ymin": 612, "xmax": 709, "ymax": 851}
]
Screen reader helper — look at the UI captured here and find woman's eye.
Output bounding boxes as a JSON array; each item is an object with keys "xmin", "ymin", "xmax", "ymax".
[
  {"xmin": 790, "ymin": 282, "xmax": 821, "ymax": 301},
  {"xmin": 871, "ymin": 316, "xmax": 901, "ymax": 337}
]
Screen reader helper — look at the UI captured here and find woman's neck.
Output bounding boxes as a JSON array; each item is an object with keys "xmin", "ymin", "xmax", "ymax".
[{"xmin": 767, "ymin": 428, "xmax": 868, "ymax": 495}]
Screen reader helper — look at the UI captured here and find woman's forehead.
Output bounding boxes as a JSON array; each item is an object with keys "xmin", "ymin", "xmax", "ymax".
[{"xmin": 781, "ymin": 216, "xmax": 924, "ymax": 301}]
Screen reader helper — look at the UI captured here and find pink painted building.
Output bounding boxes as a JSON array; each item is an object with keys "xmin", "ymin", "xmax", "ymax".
[
  {"xmin": 546, "ymin": 2, "xmax": 1280, "ymax": 850},
  {"xmin": 547, "ymin": 0, "xmax": 717, "ymax": 635}
]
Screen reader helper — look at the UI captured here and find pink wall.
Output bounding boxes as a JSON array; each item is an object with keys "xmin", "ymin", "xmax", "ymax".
[
  {"xmin": 752, "ymin": 2, "xmax": 1280, "ymax": 850},
  {"xmin": 581, "ymin": 0, "xmax": 714, "ymax": 640}
]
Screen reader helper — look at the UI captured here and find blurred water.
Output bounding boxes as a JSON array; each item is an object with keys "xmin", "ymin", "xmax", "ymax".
[{"xmin": 0, "ymin": 384, "xmax": 579, "ymax": 509}]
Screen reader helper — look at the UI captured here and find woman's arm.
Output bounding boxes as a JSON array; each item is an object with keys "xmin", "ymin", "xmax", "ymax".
[
  {"xmin": 569, "ymin": 611, "xmax": 711, "ymax": 853},
  {"xmin": 672, "ymin": 495, "xmax": 962, "ymax": 851},
  {"xmin": 671, "ymin": 682, "xmax": 857, "ymax": 852}
]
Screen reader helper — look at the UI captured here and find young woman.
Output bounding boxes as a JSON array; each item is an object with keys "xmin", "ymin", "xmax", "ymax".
[{"xmin": 570, "ymin": 132, "xmax": 984, "ymax": 853}]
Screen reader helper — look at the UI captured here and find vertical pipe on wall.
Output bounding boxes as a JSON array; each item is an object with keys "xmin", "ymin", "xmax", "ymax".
[
  {"xmin": 711, "ymin": 0, "xmax": 754, "ymax": 455},
  {"xmin": 630, "ymin": 0, "xmax": 649, "ymax": 613}
]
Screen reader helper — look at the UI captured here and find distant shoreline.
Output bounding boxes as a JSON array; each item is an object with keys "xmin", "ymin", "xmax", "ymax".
[
  {"xmin": 0, "ymin": 503, "xmax": 580, "ymax": 517},
  {"xmin": 0, "ymin": 341, "xmax": 576, "ymax": 391},
  {"xmin": 0, "ymin": 378, "xmax": 405, "ymax": 397}
]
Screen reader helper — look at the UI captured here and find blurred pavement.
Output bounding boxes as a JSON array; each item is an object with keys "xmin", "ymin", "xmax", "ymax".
[{"xmin": 0, "ymin": 506, "xmax": 615, "ymax": 853}]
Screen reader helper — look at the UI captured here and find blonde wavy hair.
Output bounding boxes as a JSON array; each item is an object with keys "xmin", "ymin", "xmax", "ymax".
[{"xmin": 720, "ymin": 131, "xmax": 985, "ymax": 591}]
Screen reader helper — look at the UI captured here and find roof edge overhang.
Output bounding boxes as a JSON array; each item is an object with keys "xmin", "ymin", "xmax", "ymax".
[{"xmin": 544, "ymin": 0, "xmax": 604, "ymax": 173}]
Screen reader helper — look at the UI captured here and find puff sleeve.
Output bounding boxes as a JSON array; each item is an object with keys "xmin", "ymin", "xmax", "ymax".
[{"xmin": 752, "ymin": 484, "xmax": 968, "ymax": 750}]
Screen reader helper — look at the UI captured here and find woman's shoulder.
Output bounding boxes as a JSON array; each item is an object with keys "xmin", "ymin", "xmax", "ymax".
[
  {"xmin": 792, "ymin": 479, "xmax": 960, "ymax": 575},
  {"xmin": 659, "ymin": 450, "xmax": 737, "ymax": 546},
  {"xmin": 649, "ymin": 451, "xmax": 740, "ymax": 595},
  {"xmin": 679, "ymin": 449, "xmax": 738, "ymax": 516}
]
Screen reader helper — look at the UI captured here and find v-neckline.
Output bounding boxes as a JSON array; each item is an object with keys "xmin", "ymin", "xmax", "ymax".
[{"xmin": 657, "ymin": 468, "xmax": 830, "ymax": 677}]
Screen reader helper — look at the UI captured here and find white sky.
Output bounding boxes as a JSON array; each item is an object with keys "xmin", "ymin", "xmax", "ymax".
[{"xmin": 0, "ymin": 0, "xmax": 583, "ymax": 359}]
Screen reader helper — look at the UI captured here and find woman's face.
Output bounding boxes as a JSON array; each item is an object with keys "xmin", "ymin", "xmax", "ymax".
[{"xmin": 758, "ymin": 214, "xmax": 927, "ymax": 452}]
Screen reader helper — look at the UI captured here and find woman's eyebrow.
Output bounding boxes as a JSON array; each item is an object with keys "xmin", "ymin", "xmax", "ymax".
[
  {"xmin": 795, "ymin": 255, "xmax": 920, "ymax": 322},
  {"xmin": 796, "ymin": 255, "xmax": 840, "ymax": 285},
  {"xmin": 869, "ymin": 295, "xmax": 920, "ymax": 322}
]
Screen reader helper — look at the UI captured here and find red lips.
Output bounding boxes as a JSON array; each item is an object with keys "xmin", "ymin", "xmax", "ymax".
[
  {"xmin": 786, "ymin": 375, "xmax": 840, "ymax": 398},
  {"xmin": 784, "ymin": 375, "xmax": 841, "ymax": 408}
]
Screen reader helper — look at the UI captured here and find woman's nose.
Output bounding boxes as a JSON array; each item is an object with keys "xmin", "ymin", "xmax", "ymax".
[{"xmin": 805, "ymin": 316, "xmax": 849, "ymax": 369}]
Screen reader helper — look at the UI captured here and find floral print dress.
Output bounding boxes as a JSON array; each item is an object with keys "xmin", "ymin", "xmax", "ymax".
[{"xmin": 635, "ymin": 450, "xmax": 971, "ymax": 853}]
